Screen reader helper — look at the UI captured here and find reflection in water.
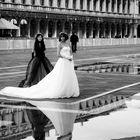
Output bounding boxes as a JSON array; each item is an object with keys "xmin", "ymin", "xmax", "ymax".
[
  {"xmin": 21, "ymin": 99, "xmax": 140, "ymax": 140},
  {"xmin": 28, "ymin": 100, "xmax": 79, "ymax": 138},
  {"xmin": 1, "ymin": 96, "xmax": 140, "ymax": 140}
]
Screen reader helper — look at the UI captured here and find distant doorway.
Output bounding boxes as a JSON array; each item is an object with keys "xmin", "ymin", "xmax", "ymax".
[{"xmin": 137, "ymin": 25, "xmax": 140, "ymax": 38}]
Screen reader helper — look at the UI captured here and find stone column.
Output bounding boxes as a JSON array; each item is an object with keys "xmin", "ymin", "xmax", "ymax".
[
  {"xmin": 36, "ymin": 19, "xmax": 40, "ymax": 34},
  {"xmin": 61, "ymin": 0, "xmax": 66, "ymax": 8},
  {"xmin": 35, "ymin": 0, "xmax": 40, "ymax": 6},
  {"xmin": 70, "ymin": 21, "xmax": 73, "ymax": 35},
  {"xmin": 108, "ymin": 23, "xmax": 111, "ymax": 38},
  {"xmin": 27, "ymin": 19, "xmax": 31, "ymax": 38},
  {"xmin": 26, "ymin": 0, "xmax": 31, "ymax": 5},
  {"xmin": 90, "ymin": 21, "xmax": 93, "ymax": 38},
  {"xmin": 44, "ymin": 20, "xmax": 49, "ymax": 38},
  {"xmin": 108, "ymin": 0, "xmax": 112, "ymax": 12},
  {"xmin": 83, "ymin": 21, "xmax": 87, "ymax": 38},
  {"xmin": 15, "ymin": 0, "xmax": 21, "ymax": 4},
  {"xmin": 133, "ymin": 23, "xmax": 138, "ymax": 38},
  {"xmin": 119, "ymin": 0, "xmax": 123, "ymax": 13},
  {"xmin": 96, "ymin": 0, "xmax": 100, "ymax": 11},
  {"xmin": 129, "ymin": 23, "xmax": 133, "ymax": 37},
  {"xmin": 90, "ymin": 0, "xmax": 93, "ymax": 11},
  {"xmin": 83, "ymin": 0, "xmax": 87, "ymax": 10},
  {"xmin": 125, "ymin": 0, "xmax": 128, "ymax": 14},
  {"xmin": 125, "ymin": 23, "xmax": 128, "ymax": 37},
  {"xmin": 53, "ymin": 0, "xmax": 58, "ymax": 7},
  {"xmin": 114, "ymin": 0, "xmax": 117, "ymax": 13},
  {"xmin": 96, "ymin": 23, "xmax": 100, "ymax": 38},
  {"xmin": 53, "ymin": 20, "xmax": 57, "ymax": 38},
  {"xmin": 102, "ymin": 0, "xmax": 106, "ymax": 12},
  {"xmin": 120, "ymin": 23, "xmax": 122, "ymax": 38},
  {"xmin": 44, "ymin": 0, "xmax": 49, "ymax": 6},
  {"xmin": 5, "ymin": 0, "xmax": 11, "ymax": 2},
  {"xmin": 103, "ymin": 23, "xmax": 105, "ymax": 38},
  {"xmin": 16, "ymin": 19, "xmax": 21, "ymax": 37},
  {"xmin": 62, "ymin": 20, "xmax": 65, "ymax": 32},
  {"xmin": 76, "ymin": 0, "xmax": 80, "ymax": 10},
  {"xmin": 77, "ymin": 21, "xmax": 80, "ymax": 38},
  {"xmin": 93, "ymin": 0, "xmax": 95, "ymax": 11},
  {"xmin": 69, "ymin": 0, "xmax": 73, "ymax": 9},
  {"xmin": 114, "ymin": 23, "xmax": 117, "ymax": 37},
  {"xmin": 135, "ymin": 0, "xmax": 139, "ymax": 15}
]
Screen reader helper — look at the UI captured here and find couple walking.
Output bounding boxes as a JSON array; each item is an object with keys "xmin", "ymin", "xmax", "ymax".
[{"xmin": 0, "ymin": 32, "xmax": 80, "ymax": 99}]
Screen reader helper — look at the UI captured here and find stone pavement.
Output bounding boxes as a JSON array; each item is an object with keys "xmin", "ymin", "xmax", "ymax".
[
  {"xmin": 1, "ymin": 44, "xmax": 140, "ymax": 140},
  {"xmin": 1, "ymin": 44, "xmax": 140, "ymax": 67},
  {"xmin": 0, "ymin": 44, "xmax": 140, "ymax": 91}
]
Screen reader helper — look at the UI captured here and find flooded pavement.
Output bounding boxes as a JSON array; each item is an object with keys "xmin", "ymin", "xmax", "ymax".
[
  {"xmin": 72, "ymin": 107, "xmax": 140, "ymax": 140},
  {"xmin": 19, "ymin": 103, "xmax": 140, "ymax": 140},
  {"xmin": 0, "ymin": 97, "xmax": 140, "ymax": 140}
]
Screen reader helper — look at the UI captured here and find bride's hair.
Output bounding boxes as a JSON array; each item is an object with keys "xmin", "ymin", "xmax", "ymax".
[{"xmin": 59, "ymin": 32, "xmax": 69, "ymax": 42}]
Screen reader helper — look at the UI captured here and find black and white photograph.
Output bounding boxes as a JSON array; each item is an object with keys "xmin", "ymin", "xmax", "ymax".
[{"xmin": 0, "ymin": 0, "xmax": 140, "ymax": 140}]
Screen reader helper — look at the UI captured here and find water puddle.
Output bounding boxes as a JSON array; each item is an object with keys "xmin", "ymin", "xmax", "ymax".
[{"xmin": 20, "ymin": 106, "xmax": 140, "ymax": 140}]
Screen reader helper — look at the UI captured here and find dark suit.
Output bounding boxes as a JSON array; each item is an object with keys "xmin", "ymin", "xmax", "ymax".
[{"xmin": 70, "ymin": 33, "xmax": 79, "ymax": 53}]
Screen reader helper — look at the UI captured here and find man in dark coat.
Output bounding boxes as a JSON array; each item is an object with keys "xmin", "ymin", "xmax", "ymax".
[{"xmin": 70, "ymin": 32, "xmax": 79, "ymax": 53}]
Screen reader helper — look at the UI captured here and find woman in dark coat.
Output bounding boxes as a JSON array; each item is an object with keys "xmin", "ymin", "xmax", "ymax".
[{"xmin": 19, "ymin": 33, "xmax": 53, "ymax": 87}]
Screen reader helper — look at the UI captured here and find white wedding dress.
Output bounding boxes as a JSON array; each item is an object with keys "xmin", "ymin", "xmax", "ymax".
[{"xmin": 0, "ymin": 46, "xmax": 80, "ymax": 99}]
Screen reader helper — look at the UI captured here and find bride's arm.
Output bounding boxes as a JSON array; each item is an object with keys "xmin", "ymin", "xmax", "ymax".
[{"xmin": 57, "ymin": 44, "xmax": 62, "ymax": 58}]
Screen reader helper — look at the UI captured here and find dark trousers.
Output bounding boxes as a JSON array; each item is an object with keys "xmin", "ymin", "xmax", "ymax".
[{"xmin": 71, "ymin": 42, "xmax": 77, "ymax": 53}]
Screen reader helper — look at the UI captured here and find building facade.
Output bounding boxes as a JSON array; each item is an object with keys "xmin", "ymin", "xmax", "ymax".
[{"xmin": 0, "ymin": 0, "xmax": 140, "ymax": 48}]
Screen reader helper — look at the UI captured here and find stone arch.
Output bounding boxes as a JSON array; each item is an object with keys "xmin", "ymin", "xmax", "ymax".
[
  {"xmin": 86, "ymin": 21, "xmax": 91, "ymax": 38},
  {"xmin": 40, "ymin": 19, "xmax": 47, "ymax": 36},
  {"xmin": 116, "ymin": 23, "xmax": 121, "ymax": 38},
  {"xmin": 79, "ymin": 22, "xmax": 85, "ymax": 38},
  {"xmin": 30, "ymin": 19, "xmax": 37, "ymax": 37},
  {"xmin": 72, "ymin": 21, "xmax": 78, "ymax": 34},
  {"xmin": 57, "ymin": 20, "xmax": 62, "ymax": 37},
  {"xmin": 105, "ymin": 22, "xmax": 110, "ymax": 38},
  {"xmin": 48, "ymin": 20, "xmax": 54, "ymax": 37},
  {"xmin": 99, "ymin": 22, "xmax": 104, "ymax": 38},
  {"xmin": 11, "ymin": 18, "xmax": 17, "ymax": 24},
  {"xmin": 64, "ymin": 21, "xmax": 71, "ymax": 35},
  {"xmin": 137, "ymin": 24, "xmax": 140, "ymax": 38},
  {"xmin": 122, "ymin": 23, "xmax": 126, "ymax": 38},
  {"xmin": 93, "ymin": 22, "xmax": 98, "ymax": 38},
  {"xmin": 20, "ymin": 19, "xmax": 28, "ymax": 37},
  {"xmin": 111, "ymin": 23, "xmax": 115, "ymax": 38},
  {"xmin": 10, "ymin": 18, "xmax": 18, "ymax": 37}
]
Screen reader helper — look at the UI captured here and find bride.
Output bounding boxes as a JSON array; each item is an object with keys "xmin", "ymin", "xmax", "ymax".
[{"xmin": 0, "ymin": 32, "xmax": 80, "ymax": 99}]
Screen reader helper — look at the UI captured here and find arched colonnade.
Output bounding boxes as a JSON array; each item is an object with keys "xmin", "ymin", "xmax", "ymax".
[{"xmin": 11, "ymin": 17, "xmax": 137, "ymax": 38}]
